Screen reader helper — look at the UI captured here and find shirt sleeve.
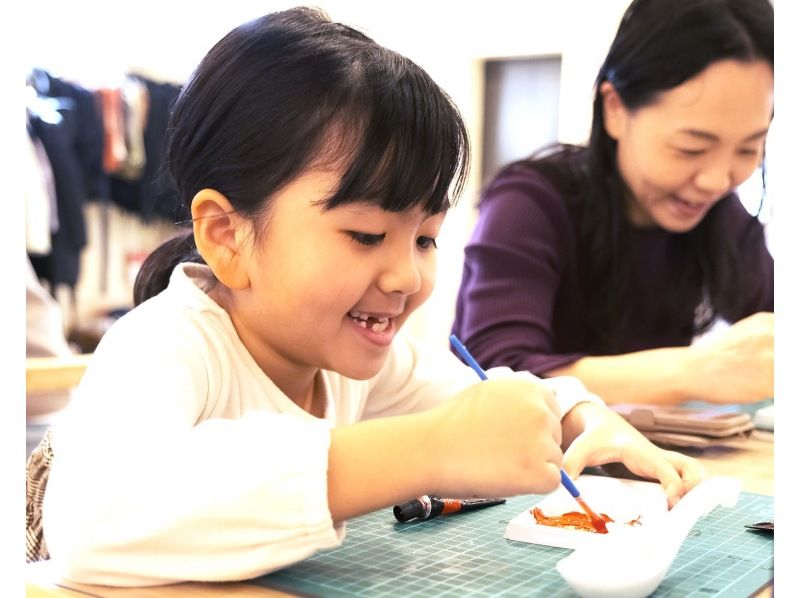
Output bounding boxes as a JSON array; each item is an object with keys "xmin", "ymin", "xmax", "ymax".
[
  {"xmin": 363, "ymin": 331, "xmax": 604, "ymax": 420},
  {"xmin": 362, "ymin": 330, "xmax": 478, "ymax": 417},
  {"xmin": 454, "ymin": 167, "xmax": 587, "ymax": 376},
  {"xmin": 43, "ymin": 311, "xmax": 342, "ymax": 586},
  {"xmin": 539, "ymin": 375, "xmax": 606, "ymax": 418}
]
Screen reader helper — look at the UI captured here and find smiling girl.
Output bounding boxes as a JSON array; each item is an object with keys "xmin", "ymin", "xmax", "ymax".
[
  {"xmin": 28, "ymin": 7, "xmax": 703, "ymax": 586},
  {"xmin": 452, "ymin": 0, "xmax": 774, "ymax": 406}
]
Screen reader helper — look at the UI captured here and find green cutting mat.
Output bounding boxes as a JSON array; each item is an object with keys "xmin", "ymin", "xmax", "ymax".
[{"xmin": 254, "ymin": 492, "xmax": 773, "ymax": 597}]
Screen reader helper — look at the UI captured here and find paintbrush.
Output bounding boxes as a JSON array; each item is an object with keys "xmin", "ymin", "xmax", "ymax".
[
  {"xmin": 559, "ymin": 470, "xmax": 609, "ymax": 533},
  {"xmin": 448, "ymin": 334, "xmax": 609, "ymax": 534}
]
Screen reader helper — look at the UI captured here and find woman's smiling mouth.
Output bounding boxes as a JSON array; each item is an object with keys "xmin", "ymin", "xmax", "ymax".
[{"xmin": 669, "ymin": 194, "xmax": 713, "ymax": 218}]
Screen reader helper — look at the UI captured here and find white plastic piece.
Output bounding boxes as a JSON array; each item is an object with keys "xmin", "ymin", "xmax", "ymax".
[{"xmin": 555, "ymin": 476, "xmax": 742, "ymax": 598}]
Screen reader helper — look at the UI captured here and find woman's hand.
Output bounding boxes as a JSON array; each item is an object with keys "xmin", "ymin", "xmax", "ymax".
[
  {"xmin": 560, "ymin": 402, "xmax": 705, "ymax": 507},
  {"xmin": 689, "ymin": 311, "xmax": 773, "ymax": 404}
]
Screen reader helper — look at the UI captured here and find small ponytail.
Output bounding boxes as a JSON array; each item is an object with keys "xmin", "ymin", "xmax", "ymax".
[{"xmin": 133, "ymin": 232, "xmax": 205, "ymax": 306}]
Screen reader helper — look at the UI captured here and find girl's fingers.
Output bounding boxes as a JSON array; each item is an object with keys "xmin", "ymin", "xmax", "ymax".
[
  {"xmin": 560, "ymin": 435, "xmax": 593, "ymax": 479},
  {"xmin": 650, "ymin": 457, "xmax": 684, "ymax": 508},
  {"xmin": 666, "ymin": 450, "xmax": 707, "ymax": 492}
]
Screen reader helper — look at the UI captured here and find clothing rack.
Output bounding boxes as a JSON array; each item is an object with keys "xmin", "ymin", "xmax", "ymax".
[{"xmin": 25, "ymin": 68, "xmax": 184, "ymax": 325}]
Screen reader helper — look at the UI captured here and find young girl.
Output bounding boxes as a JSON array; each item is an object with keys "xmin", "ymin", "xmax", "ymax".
[
  {"xmin": 452, "ymin": 0, "xmax": 774, "ymax": 405},
  {"xmin": 30, "ymin": 7, "xmax": 703, "ymax": 586}
]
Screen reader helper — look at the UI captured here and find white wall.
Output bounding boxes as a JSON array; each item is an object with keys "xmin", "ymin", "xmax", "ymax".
[{"xmin": 27, "ymin": 0, "xmax": 777, "ymax": 348}]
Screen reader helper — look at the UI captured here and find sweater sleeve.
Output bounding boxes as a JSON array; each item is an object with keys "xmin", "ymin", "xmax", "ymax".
[
  {"xmin": 721, "ymin": 196, "xmax": 774, "ymax": 317},
  {"xmin": 43, "ymin": 311, "xmax": 342, "ymax": 586},
  {"xmin": 454, "ymin": 167, "xmax": 587, "ymax": 376}
]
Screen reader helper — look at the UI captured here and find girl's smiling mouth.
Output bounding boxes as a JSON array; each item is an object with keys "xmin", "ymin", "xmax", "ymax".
[{"xmin": 348, "ymin": 310, "xmax": 392, "ymax": 333}]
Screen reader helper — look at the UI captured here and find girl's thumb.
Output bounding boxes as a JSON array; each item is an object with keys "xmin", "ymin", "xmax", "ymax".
[{"xmin": 561, "ymin": 438, "xmax": 591, "ymax": 480}]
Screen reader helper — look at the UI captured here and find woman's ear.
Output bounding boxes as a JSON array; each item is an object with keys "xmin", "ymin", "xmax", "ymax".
[
  {"xmin": 600, "ymin": 80, "xmax": 628, "ymax": 141},
  {"xmin": 191, "ymin": 189, "xmax": 251, "ymax": 290}
]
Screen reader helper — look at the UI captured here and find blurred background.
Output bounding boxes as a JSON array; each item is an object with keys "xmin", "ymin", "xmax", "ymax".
[{"xmin": 23, "ymin": 0, "xmax": 781, "ymax": 355}]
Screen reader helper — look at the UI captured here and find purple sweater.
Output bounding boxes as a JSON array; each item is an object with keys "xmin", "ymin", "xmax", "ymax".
[{"xmin": 451, "ymin": 164, "xmax": 774, "ymax": 376}]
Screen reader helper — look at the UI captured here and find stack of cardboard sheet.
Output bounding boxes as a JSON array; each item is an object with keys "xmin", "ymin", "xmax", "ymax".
[
  {"xmin": 612, "ymin": 405, "xmax": 755, "ymax": 448},
  {"xmin": 753, "ymin": 404, "xmax": 774, "ymax": 431}
]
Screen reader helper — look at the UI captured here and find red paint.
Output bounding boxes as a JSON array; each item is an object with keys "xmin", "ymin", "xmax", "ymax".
[
  {"xmin": 576, "ymin": 496, "xmax": 610, "ymax": 534},
  {"xmin": 531, "ymin": 507, "xmax": 642, "ymax": 533}
]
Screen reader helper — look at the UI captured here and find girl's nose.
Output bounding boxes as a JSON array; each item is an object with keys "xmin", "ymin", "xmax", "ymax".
[{"xmin": 378, "ymin": 249, "xmax": 422, "ymax": 296}]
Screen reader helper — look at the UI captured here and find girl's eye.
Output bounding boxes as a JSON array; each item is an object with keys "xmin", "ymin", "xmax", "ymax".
[
  {"xmin": 677, "ymin": 148, "xmax": 706, "ymax": 157},
  {"xmin": 348, "ymin": 232, "xmax": 385, "ymax": 247},
  {"xmin": 737, "ymin": 148, "xmax": 759, "ymax": 157},
  {"xmin": 417, "ymin": 236, "xmax": 438, "ymax": 250}
]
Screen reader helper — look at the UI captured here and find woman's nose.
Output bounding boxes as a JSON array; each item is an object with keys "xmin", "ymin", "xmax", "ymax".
[{"xmin": 694, "ymin": 157, "xmax": 734, "ymax": 196}]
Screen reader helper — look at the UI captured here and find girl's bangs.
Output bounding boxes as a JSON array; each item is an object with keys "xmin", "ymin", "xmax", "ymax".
[{"xmin": 321, "ymin": 64, "xmax": 468, "ymax": 214}]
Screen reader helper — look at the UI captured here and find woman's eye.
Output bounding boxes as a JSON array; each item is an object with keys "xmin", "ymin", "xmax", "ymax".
[
  {"xmin": 348, "ymin": 232, "xmax": 385, "ymax": 247},
  {"xmin": 417, "ymin": 236, "xmax": 438, "ymax": 250},
  {"xmin": 677, "ymin": 148, "xmax": 706, "ymax": 157}
]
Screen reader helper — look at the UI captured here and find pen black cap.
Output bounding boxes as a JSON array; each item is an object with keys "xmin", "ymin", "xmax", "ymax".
[{"xmin": 393, "ymin": 499, "xmax": 426, "ymax": 523}]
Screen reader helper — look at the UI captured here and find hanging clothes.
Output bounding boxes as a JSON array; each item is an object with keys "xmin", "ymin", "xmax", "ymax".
[
  {"xmin": 27, "ymin": 69, "xmax": 109, "ymax": 290},
  {"xmin": 28, "ymin": 112, "xmax": 86, "ymax": 288},
  {"xmin": 25, "ymin": 125, "xmax": 58, "ymax": 256},
  {"xmin": 98, "ymin": 87, "xmax": 128, "ymax": 175},
  {"xmin": 31, "ymin": 69, "xmax": 109, "ymax": 201},
  {"xmin": 114, "ymin": 76, "xmax": 149, "ymax": 182},
  {"xmin": 108, "ymin": 75, "xmax": 185, "ymax": 223}
]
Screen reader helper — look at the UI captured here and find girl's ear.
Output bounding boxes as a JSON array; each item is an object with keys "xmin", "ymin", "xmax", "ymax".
[
  {"xmin": 191, "ymin": 189, "xmax": 251, "ymax": 290},
  {"xmin": 600, "ymin": 80, "xmax": 628, "ymax": 141}
]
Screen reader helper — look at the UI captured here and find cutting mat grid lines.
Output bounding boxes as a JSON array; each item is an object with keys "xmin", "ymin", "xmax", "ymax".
[{"xmin": 256, "ymin": 492, "xmax": 772, "ymax": 597}]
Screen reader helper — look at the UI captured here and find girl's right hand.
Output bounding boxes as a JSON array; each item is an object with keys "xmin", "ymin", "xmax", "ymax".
[
  {"xmin": 690, "ymin": 311, "xmax": 774, "ymax": 403},
  {"xmin": 422, "ymin": 375, "xmax": 563, "ymax": 498}
]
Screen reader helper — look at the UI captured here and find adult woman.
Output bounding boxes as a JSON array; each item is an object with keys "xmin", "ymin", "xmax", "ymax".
[{"xmin": 452, "ymin": 0, "xmax": 774, "ymax": 405}]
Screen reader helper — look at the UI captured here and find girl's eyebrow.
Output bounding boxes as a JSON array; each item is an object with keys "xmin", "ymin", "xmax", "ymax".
[
  {"xmin": 677, "ymin": 128, "xmax": 770, "ymax": 143},
  {"xmin": 340, "ymin": 202, "xmax": 379, "ymax": 216}
]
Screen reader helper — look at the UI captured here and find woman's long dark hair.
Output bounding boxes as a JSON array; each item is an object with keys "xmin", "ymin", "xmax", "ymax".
[
  {"xmin": 134, "ymin": 7, "xmax": 469, "ymax": 306},
  {"xmin": 493, "ymin": 0, "xmax": 773, "ymax": 353}
]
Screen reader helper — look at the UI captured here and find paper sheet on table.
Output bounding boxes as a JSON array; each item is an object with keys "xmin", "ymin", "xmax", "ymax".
[{"xmin": 504, "ymin": 475, "xmax": 668, "ymax": 550}]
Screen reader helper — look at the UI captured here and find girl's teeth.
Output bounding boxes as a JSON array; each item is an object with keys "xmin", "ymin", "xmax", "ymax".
[{"xmin": 349, "ymin": 311, "xmax": 390, "ymax": 333}]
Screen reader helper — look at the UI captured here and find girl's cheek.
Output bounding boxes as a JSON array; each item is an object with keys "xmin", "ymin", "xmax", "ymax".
[{"xmin": 417, "ymin": 269, "xmax": 437, "ymax": 303}]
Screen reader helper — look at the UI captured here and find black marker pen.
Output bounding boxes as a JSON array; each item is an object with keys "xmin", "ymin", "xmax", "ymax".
[{"xmin": 393, "ymin": 495, "xmax": 506, "ymax": 523}]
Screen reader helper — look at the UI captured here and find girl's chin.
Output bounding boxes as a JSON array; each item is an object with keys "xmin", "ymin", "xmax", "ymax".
[{"xmin": 339, "ymin": 358, "xmax": 388, "ymax": 380}]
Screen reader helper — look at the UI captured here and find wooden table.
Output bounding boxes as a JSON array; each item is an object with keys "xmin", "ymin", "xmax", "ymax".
[
  {"xmin": 26, "ymin": 431, "xmax": 774, "ymax": 598},
  {"xmin": 684, "ymin": 429, "xmax": 773, "ymax": 496}
]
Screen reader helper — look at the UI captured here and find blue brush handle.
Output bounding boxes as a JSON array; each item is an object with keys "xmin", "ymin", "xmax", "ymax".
[
  {"xmin": 449, "ymin": 335, "xmax": 584, "ymax": 500},
  {"xmin": 560, "ymin": 469, "xmax": 581, "ymax": 498},
  {"xmin": 449, "ymin": 335, "xmax": 489, "ymax": 381}
]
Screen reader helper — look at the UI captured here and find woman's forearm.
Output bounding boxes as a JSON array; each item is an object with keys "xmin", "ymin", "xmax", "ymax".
[
  {"xmin": 546, "ymin": 347, "xmax": 695, "ymax": 405},
  {"xmin": 547, "ymin": 313, "xmax": 773, "ymax": 406}
]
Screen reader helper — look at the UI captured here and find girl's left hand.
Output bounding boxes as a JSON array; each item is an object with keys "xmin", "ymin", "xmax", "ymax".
[{"xmin": 560, "ymin": 401, "xmax": 706, "ymax": 508}]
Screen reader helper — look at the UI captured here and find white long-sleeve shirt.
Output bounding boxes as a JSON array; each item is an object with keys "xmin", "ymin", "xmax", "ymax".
[{"xmin": 43, "ymin": 263, "xmax": 603, "ymax": 586}]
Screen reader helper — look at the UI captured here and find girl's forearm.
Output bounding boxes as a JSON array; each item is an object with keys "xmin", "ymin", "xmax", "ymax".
[{"xmin": 327, "ymin": 411, "xmax": 439, "ymax": 523}]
